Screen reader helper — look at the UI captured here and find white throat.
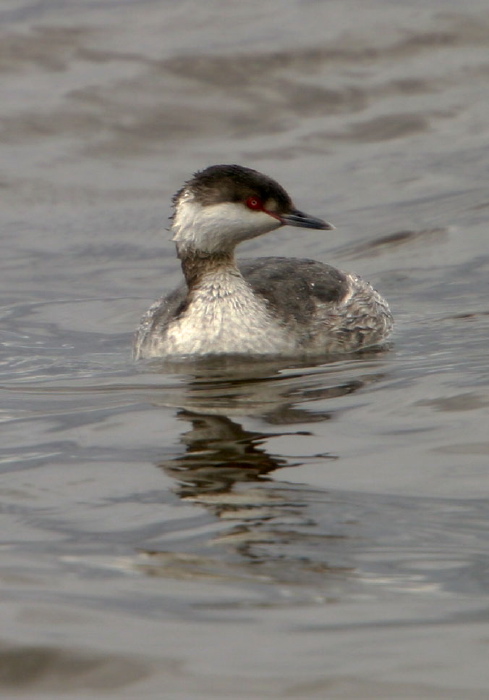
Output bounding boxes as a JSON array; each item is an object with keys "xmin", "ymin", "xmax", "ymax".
[{"xmin": 171, "ymin": 191, "xmax": 282, "ymax": 255}]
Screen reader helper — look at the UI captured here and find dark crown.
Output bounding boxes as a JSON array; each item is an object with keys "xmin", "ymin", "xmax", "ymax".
[{"xmin": 172, "ymin": 164, "xmax": 294, "ymax": 212}]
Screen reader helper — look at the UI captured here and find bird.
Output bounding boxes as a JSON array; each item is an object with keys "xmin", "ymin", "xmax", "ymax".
[{"xmin": 134, "ymin": 164, "xmax": 392, "ymax": 359}]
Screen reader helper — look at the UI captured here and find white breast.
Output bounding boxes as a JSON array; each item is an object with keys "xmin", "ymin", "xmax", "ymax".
[{"xmin": 160, "ymin": 271, "xmax": 295, "ymax": 356}]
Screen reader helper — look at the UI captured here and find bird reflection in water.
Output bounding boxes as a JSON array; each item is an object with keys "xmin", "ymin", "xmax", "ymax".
[
  {"xmin": 138, "ymin": 361, "xmax": 387, "ymax": 586},
  {"xmin": 162, "ymin": 410, "xmax": 296, "ymax": 498}
]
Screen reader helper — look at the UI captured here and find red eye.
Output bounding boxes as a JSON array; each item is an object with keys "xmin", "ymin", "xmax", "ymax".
[{"xmin": 246, "ymin": 196, "xmax": 262, "ymax": 211}]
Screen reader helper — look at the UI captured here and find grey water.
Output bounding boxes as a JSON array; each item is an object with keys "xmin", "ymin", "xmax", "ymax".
[{"xmin": 1, "ymin": 0, "xmax": 489, "ymax": 697}]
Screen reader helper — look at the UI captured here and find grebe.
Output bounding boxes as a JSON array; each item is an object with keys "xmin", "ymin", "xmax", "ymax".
[{"xmin": 134, "ymin": 165, "xmax": 392, "ymax": 359}]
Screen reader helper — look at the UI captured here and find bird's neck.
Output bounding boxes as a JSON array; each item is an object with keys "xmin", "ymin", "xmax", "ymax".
[{"xmin": 178, "ymin": 247, "xmax": 240, "ymax": 289}]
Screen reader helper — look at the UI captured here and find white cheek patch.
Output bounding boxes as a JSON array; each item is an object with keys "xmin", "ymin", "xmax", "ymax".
[{"xmin": 172, "ymin": 199, "xmax": 282, "ymax": 253}]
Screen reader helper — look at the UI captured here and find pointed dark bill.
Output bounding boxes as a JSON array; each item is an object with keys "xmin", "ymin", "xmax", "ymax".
[{"xmin": 280, "ymin": 209, "xmax": 334, "ymax": 230}]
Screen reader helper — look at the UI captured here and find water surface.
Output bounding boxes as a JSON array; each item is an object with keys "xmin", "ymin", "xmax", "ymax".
[{"xmin": 1, "ymin": 1, "xmax": 489, "ymax": 697}]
